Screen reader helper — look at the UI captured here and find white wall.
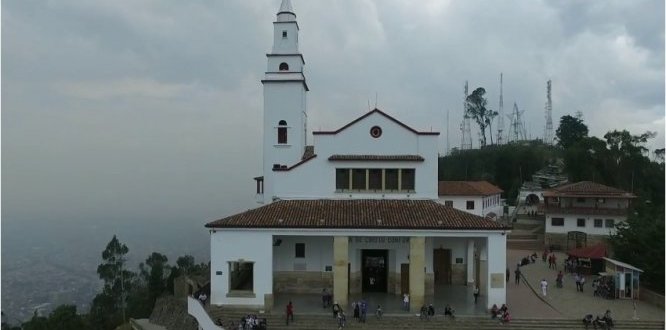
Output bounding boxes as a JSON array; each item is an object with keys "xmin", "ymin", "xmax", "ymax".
[
  {"xmin": 486, "ymin": 234, "xmax": 507, "ymax": 309},
  {"xmin": 273, "ymin": 236, "xmax": 333, "ymax": 272},
  {"xmin": 210, "ymin": 231, "xmax": 273, "ymax": 306},
  {"xmin": 270, "ymin": 111, "xmax": 439, "ymax": 200},
  {"xmin": 545, "ymin": 213, "xmax": 626, "ymax": 236},
  {"xmin": 437, "ymin": 196, "xmax": 483, "ymax": 216}
]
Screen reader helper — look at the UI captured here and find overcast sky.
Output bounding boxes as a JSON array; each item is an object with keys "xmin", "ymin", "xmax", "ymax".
[{"xmin": 3, "ymin": 0, "xmax": 664, "ymax": 226}]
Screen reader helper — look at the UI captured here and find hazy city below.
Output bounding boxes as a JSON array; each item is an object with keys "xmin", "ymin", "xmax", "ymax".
[{"xmin": 1, "ymin": 217, "xmax": 210, "ymax": 323}]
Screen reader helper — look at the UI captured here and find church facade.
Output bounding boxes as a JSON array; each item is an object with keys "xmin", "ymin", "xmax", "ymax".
[{"xmin": 206, "ymin": 0, "xmax": 509, "ymax": 312}]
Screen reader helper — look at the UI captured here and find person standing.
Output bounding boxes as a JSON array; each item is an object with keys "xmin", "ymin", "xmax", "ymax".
[
  {"xmin": 540, "ymin": 279, "xmax": 548, "ymax": 296},
  {"xmin": 353, "ymin": 302, "xmax": 360, "ymax": 321},
  {"xmin": 514, "ymin": 267, "xmax": 521, "ymax": 285},
  {"xmin": 551, "ymin": 254, "xmax": 557, "ymax": 270},
  {"xmin": 506, "ymin": 267, "xmax": 510, "ymax": 282},
  {"xmin": 403, "ymin": 293, "xmax": 410, "ymax": 311},
  {"xmin": 473, "ymin": 286, "xmax": 480, "ymax": 304},
  {"xmin": 580, "ymin": 275, "xmax": 586, "ymax": 293}
]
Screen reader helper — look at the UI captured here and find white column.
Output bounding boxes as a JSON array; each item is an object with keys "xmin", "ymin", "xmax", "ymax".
[
  {"xmin": 466, "ymin": 239, "xmax": 475, "ymax": 285},
  {"xmin": 486, "ymin": 234, "xmax": 507, "ymax": 309}
]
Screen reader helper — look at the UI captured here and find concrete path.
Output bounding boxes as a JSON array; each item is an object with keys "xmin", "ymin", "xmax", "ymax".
[
  {"xmin": 511, "ymin": 250, "xmax": 665, "ymax": 321},
  {"xmin": 506, "ymin": 249, "xmax": 562, "ymax": 319}
]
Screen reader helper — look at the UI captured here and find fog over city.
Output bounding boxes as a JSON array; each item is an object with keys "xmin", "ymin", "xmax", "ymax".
[{"xmin": 2, "ymin": 0, "xmax": 664, "ymax": 321}]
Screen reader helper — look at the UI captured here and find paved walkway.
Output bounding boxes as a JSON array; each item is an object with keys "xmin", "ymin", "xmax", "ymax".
[
  {"xmin": 506, "ymin": 249, "xmax": 562, "ymax": 319},
  {"xmin": 509, "ymin": 249, "xmax": 664, "ymax": 321}
]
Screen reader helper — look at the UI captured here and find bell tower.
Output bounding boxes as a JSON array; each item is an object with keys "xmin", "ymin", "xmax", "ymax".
[{"xmin": 261, "ymin": 0, "xmax": 309, "ymax": 203}]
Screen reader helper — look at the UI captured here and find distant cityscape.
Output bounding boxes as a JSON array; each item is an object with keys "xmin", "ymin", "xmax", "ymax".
[{"xmin": 1, "ymin": 220, "xmax": 208, "ymax": 324}]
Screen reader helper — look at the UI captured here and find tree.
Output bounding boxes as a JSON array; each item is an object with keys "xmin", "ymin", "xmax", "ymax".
[
  {"xmin": 555, "ymin": 115, "xmax": 588, "ymax": 148},
  {"xmin": 610, "ymin": 201, "xmax": 665, "ymax": 294},
  {"xmin": 21, "ymin": 305, "xmax": 88, "ymax": 330},
  {"xmin": 140, "ymin": 252, "xmax": 170, "ymax": 303},
  {"xmin": 465, "ymin": 87, "xmax": 495, "ymax": 147},
  {"xmin": 89, "ymin": 235, "xmax": 135, "ymax": 329}
]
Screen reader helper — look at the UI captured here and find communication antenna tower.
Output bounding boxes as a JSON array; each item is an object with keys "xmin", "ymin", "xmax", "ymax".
[
  {"xmin": 497, "ymin": 73, "xmax": 505, "ymax": 145},
  {"xmin": 544, "ymin": 80, "xmax": 554, "ymax": 145},
  {"xmin": 446, "ymin": 109, "xmax": 450, "ymax": 155},
  {"xmin": 461, "ymin": 81, "xmax": 472, "ymax": 150},
  {"xmin": 508, "ymin": 102, "xmax": 527, "ymax": 142}
]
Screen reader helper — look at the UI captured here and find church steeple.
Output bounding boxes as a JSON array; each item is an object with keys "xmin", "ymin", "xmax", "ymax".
[
  {"xmin": 277, "ymin": 0, "xmax": 296, "ymax": 21},
  {"xmin": 260, "ymin": 0, "xmax": 309, "ymax": 204}
]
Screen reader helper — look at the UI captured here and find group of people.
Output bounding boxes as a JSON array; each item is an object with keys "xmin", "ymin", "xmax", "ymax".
[
  {"xmin": 593, "ymin": 276, "xmax": 616, "ymax": 300},
  {"xmin": 582, "ymin": 310, "xmax": 614, "ymax": 329},
  {"xmin": 238, "ymin": 314, "xmax": 267, "ymax": 330},
  {"xmin": 418, "ymin": 303, "xmax": 455, "ymax": 320},
  {"xmin": 490, "ymin": 304, "xmax": 511, "ymax": 323},
  {"xmin": 350, "ymin": 300, "xmax": 369, "ymax": 323}
]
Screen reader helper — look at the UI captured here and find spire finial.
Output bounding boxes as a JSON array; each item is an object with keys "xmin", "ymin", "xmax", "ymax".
[{"xmin": 279, "ymin": 0, "xmax": 294, "ymax": 15}]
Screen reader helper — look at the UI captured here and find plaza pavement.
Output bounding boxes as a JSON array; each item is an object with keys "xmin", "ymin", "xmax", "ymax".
[{"xmin": 508, "ymin": 249, "xmax": 665, "ymax": 321}]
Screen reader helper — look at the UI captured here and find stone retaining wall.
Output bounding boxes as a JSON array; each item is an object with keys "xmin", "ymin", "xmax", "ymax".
[{"xmin": 274, "ymin": 271, "xmax": 333, "ymax": 294}]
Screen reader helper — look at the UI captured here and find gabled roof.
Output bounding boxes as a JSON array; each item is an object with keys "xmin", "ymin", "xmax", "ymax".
[
  {"xmin": 206, "ymin": 199, "xmax": 509, "ymax": 230},
  {"xmin": 543, "ymin": 181, "xmax": 635, "ymax": 198},
  {"xmin": 438, "ymin": 181, "xmax": 503, "ymax": 196},
  {"xmin": 312, "ymin": 108, "xmax": 439, "ymax": 136}
]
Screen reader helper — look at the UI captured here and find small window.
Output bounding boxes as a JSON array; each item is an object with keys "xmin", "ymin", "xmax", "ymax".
[
  {"xmin": 229, "ymin": 261, "xmax": 254, "ymax": 292},
  {"xmin": 282, "ymin": 30, "xmax": 287, "ymax": 38},
  {"xmin": 368, "ymin": 169, "xmax": 382, "ymax": 190},
  {"xmin": 466, "ymin": 200, "xmax": 475, "ymax": 210},
  {"xmin": 277, "ymin": 120, "xmax": 288, "ymax": 144},
  {"xmin": 605, "ymin": 219, "xmax": 615, "ymax": 228},
  {"xmin": 551, "ymin": 218, "xmax": 564, "ymax": 226},
  {"xmin": 401, "ymin": 169, "xmax": 415, "ymax": 191},
  {"xmin": 444, "ymin": 200, "xmax": 453, "ymax": 207},
  {"xmin": 577, "ymin": 218, "xmax": 586, "ymax": 227},
  {"xmin": 576, "ymin": 197, "xmax": 586, "ymax": 203},
  {"xmin": 352, "ymin": 169, "xmax": 366, "ymax": 190},
  {"xmin": 295, "ymin": 243, "xmax": 305, "ymax": 258},
  {"xmin": 385, "ymin": 169, "xmax": 399, "ymax": 190},
  {"xmin": 279, "ymin": 62, "xmax": 289, "ymax": 71},
  {"xmin": 336, "ymin": 169, "xmax": 349, "ymax": 190},
  {"xmin": 594, "ymin": 219, "xmax": 603, "ymax": 228}
]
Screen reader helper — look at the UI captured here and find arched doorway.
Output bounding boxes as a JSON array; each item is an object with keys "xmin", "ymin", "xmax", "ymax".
[{"xmin": 525, "ymin": 194, "xmax": 540, "ymax": 205}]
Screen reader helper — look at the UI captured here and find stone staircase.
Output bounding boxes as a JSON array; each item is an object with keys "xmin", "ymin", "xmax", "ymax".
[
  {"xmin": 507, "ymin": 220, "xmax": 544, "ymax": 251},
  {"xmin": 208, "ymin": 310, "xmax": 665, "ymax": 330}
]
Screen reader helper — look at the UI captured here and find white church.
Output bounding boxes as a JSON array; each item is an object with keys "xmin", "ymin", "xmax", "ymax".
[{"xmin": 203, "ymin": 0, "xmax": 509, "ymax": 314}]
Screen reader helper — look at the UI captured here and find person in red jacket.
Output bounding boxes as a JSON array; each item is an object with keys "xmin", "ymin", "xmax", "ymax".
[{"xmin": 286, "ymin": 301, "xmax": 294, "ymax": 324}]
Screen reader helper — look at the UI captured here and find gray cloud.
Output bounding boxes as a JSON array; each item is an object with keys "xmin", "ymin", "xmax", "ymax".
[{"xmin": 3, "ymin": 0, "xmax": 664, "ymax": 226}]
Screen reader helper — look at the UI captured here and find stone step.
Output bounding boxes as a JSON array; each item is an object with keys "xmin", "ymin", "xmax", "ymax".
[
  {"xmin": 507, "ymin": 233, "xmax": 538, "ymax": 240},
  {"xmin": 208, "ymin": 311, "xmax": 664, "ymax": 330},
  {"xmin": 507, "ymin": 239, "xmax": 544, "ymax": 251}
]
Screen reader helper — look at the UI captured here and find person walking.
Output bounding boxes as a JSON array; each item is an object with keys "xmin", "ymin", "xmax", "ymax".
[
  {"xmin": 473, "ymin": 285, "xmax": 480, "ymax": 304},
  {"xmin": 556, "ymin": 271, "xmax": 563, "ymax": 288},
  {"xmin": 286, "ymin": 301, "xmax": 294, "ymax": 325},
  {"xmin": 514, "ymin": 267, "xmax": 521, "ymax": 285},
  {"xmin": 353, "ymin": 302, "xmax": 360, "ymax": 321},
  {"xmin": 551, "ymin": 254, "xmax": 557, "ymax": 270},
  {"xmin": 540, "ymin": 279, "xmax": 548, "ymax": 297},
  {"xmin": 580, "ymin": 275, "xmax": 586, "ymax": 293},
  {"xmin": 575, "ymin": 273, "xmax": 581, "ymax": 292}
]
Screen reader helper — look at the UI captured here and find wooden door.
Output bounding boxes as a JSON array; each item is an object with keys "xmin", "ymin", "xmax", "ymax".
[
  {"xmin": 400, "ymin": 263, "xmax": 409, "ymax": 294},
  {"xmin": 434, "ymin": 249, "xmax": 452, "ymax": 284}
]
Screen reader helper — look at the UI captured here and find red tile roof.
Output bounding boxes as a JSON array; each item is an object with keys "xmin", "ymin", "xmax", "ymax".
[
  {"xmin": 543, "ymin": 181, "xmax": 635, "ymax": 198},
  {"xmin": 206, "ymin": 199, "xmax": 509, "ymax": 230},
  {"xmin": 328, "ymin": 155, "xmax": 425, "ymax": 161},
  {"xmin": 438, "ymin": 181, "xmax": 503, "ymax": 196},
  {"xmin": 312, "ymin": 108, "xmax": 440, "ymax": 136}
]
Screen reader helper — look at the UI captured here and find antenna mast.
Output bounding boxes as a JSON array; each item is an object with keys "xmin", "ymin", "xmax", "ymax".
[
  {"xmin": 497, "ymin": 73, "xmax": 505, "ymax": 145},
  {"xmin": 544, "ymin": 80, "xmax": 553, "ymax": 145},
  {"xmin": 446, "ymin": 109, "xmax": 450, "ymax": 155},
  {"xmin": 461, "ymin": 81, "xmax": 472, "ymax": 150}
]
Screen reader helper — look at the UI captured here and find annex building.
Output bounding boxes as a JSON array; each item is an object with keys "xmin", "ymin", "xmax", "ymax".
[{"xmin": 204, "ymin": 0, "xmax": 509, "ymax": 313}]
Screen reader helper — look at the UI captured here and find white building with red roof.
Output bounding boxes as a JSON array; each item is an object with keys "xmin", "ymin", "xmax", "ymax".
[
  {"xmin": 197, "ymin": 1, "xmax": 510, "ymax": 318},
  {"xmin": 437, "ymin": 181, "xmax": 504, "ymax": 219},
  {"xmin": 543, "ymin": 181, "xmax": 636, "ymax": 250}
]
